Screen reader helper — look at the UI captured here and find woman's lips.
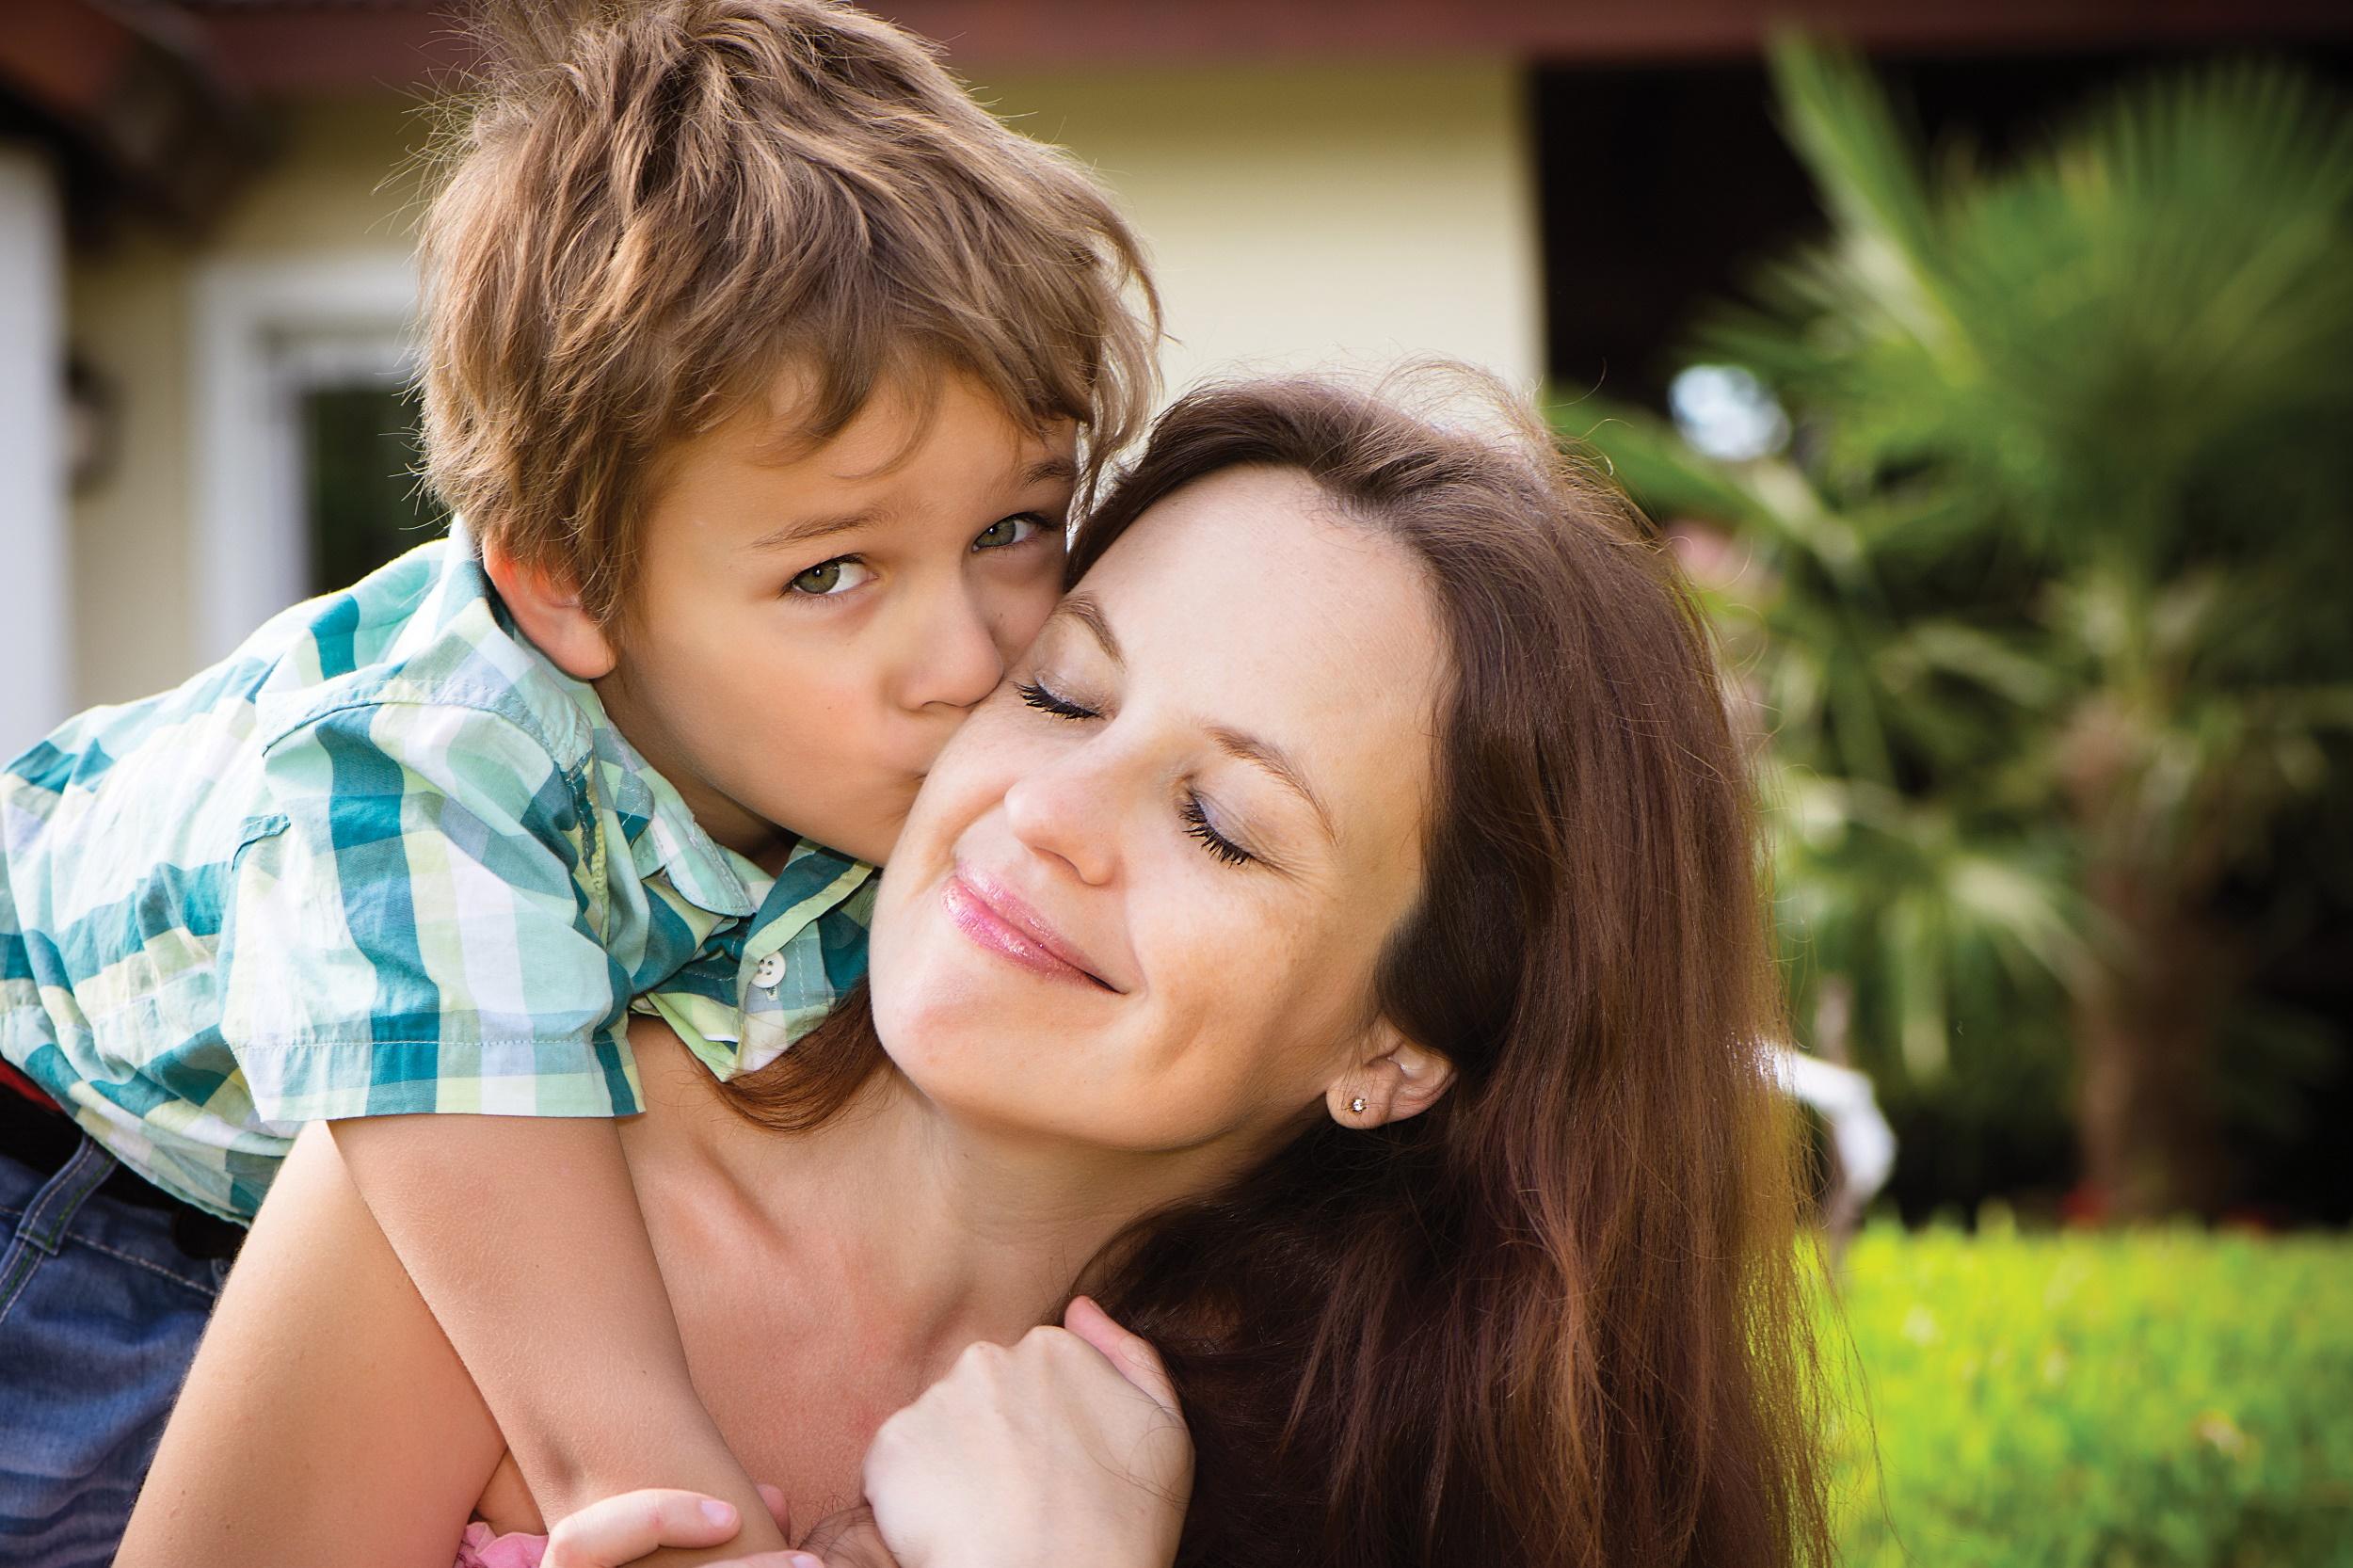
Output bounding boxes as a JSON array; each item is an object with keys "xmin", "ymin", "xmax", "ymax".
[{"xmin": 941, "ymin": 869, "xmax": 1119, "ymax": 993}]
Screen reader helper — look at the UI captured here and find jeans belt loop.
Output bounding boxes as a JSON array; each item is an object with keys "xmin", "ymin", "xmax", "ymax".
[{"xmin": 19, "ymin": 1138, "xmax": 118, "ymax": 1257}]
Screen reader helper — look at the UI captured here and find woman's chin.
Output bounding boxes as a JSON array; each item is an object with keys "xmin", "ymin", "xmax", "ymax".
[
  {"xmin": 871, "ymin": 933, "xmax": 1031, "ymax": 1059},
  {"xmin": 877, "ymin": 947, "xmax": 1084, "ymax": 1048}
]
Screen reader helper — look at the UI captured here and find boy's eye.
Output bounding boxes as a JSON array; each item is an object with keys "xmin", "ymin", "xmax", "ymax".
[
  {"xmin": 788, "ymin": 557, "xmax": 874, "ymax": 597},
  {"xmin": 973, "ymin": 513, "xmax": 1051, "ymax": 552}
]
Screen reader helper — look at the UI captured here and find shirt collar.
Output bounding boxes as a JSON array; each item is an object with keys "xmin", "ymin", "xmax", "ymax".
[
  {"xmin": 739, "ymin": 838, "xmax": 872, "ymax": 962},
  {"xmin": 584, "ymin": 690, "xmax": 766, "ymax": 920}
]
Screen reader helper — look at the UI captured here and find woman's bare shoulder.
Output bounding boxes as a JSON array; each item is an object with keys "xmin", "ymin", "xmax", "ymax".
[{"xmin": 119, "ymin": 1124, "xmax": 509, "ymax": 1567}]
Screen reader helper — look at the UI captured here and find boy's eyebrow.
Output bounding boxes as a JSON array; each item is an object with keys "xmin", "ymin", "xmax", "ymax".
[
  {"xmin": 744, "ymin": 456, "xmax": 1075, "ymax": 555},
  {"xmin": 1021, "ymin": 455, "xmax": 1079, "ymax": 488},
  {"xmin": 1050, "ymin": 593, "xmax": 1337, "ymax": 845},
  {"xmin": 744, "ymin": 507, "xmax": 892, "ymax": 554}
]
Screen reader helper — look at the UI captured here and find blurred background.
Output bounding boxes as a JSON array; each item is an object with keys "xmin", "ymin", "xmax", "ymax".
[{"xmin": 3, "ymin": 0, "xmax": 2350, "ymax": 1560}]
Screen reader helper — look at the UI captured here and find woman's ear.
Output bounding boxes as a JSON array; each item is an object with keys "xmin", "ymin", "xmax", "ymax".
[
  {"xmin": 1327, "ymin": 1023, "xmax": 1455, "ymax": 1129},
  {"xmin": 480, "ymin": 539, "xmax": 618, "ymax": 680}
]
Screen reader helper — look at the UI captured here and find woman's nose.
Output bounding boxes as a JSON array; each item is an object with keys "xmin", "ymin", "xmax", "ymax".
[
  {"xmin": 896, "ymin": 584, "xmax": 1005, "ymax": 713},
  {"xmin": 1001, "ymin": 749, "xmax": 1118, "ymax": 887}
]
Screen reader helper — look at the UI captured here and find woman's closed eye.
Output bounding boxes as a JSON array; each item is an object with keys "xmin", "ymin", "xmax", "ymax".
[
  {"xmin": 1014, "ymin": 680, "xmax": 1259, "ymax": 867},
  {"xmin": 1178, "ymin": 793, "xmax": 1254, "ymax": 866},
  {"xmin": 1015, "ymin": 679, "xmax": 1097, "ymax": 721}
]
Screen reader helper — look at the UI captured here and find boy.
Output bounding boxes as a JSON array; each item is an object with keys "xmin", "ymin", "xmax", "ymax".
[{"xmin": 0, "ymin": 1, "xmax": 1156, "ymax": 1561}]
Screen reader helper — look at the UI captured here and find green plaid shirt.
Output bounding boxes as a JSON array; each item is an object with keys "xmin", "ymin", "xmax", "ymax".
[{"xmin": 0, "ymin": 531, "xmax": 873, "ymax": 1222}]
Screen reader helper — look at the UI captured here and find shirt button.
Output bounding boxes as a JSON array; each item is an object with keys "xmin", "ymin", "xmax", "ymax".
[{"xmin": 751, "ymin": 952, "xmax": 787, "ymax": 991}]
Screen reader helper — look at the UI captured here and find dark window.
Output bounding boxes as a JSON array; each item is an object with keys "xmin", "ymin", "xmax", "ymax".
[
  {"xmin": 1532, "ymin": 45, "xmax": 2353, "ymax": 414},
  {"xmin": 300, "ymin": 381, "xmax": 441, "ymax": 597}
]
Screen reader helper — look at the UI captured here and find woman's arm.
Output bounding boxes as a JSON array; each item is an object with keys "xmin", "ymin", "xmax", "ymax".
[{"xmin": 119, "ymin": 1121, "xmax": 510, "ymax": 1568}]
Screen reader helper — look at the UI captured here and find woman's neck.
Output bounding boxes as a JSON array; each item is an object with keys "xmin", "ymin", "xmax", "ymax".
[{"xmin": 632, "ymin": 1029, "xmax": 1238, "ymax": 1388}]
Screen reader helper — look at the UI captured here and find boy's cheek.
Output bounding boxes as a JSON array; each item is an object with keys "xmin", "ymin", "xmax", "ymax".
[
  {"xmin": 754, "ymin": 767, "xmax": 920, "ymax": 865},
  {"xmin": 968, "ymin": 555, "xmax": 1067, "ymax": 655},
  {"xmin": 726, "ymin": 660, "xmax": 873, "ymax": 747}
]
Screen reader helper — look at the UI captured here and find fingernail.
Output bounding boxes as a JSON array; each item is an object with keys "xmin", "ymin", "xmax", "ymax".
[
  {"xmin": 790, "ymin": 1555, "xmax": 826, "ymax": 1567},
  {"xmin": 700, "ymin": 1498, "xmax": 737, "ymax": 1528}
]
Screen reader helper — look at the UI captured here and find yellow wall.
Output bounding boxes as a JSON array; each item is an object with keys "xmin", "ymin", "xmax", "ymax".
[
  {"xmin": 68, "ymin": 96, "xmax": 433, "ymax": 706},
  {"xmin": 978, "ymin": 58, "xmax": 1542, "ymax": 399},
  {"xmin": 65, "ymin": 63, "xmax": 1539, "ymax": 705},
  {"xmin": 71, "ymin": 230, "xmax": 199, "ymax": 709}
]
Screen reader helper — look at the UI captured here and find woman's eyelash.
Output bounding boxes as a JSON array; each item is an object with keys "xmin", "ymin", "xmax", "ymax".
[
  {"xmin": 1014, "ymin": 680, "xmax": 1257, "ymax": 869},
  {"xmin": 1180, "ymin": 794, "xmax": 1255, "ymax": 867},
  {"xmin": 1014, "ymin": 680, "xmax": 1096, "ymax": 721}
]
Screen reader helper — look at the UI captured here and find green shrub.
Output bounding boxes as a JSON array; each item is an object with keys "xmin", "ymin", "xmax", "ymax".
[{"xmin": 1824, "ymin": 1223, "xmax": 2353, "ymax": 1567}]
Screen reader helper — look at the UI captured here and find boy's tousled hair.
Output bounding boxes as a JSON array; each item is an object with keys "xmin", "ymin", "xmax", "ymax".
[{"xmin": 418, "ymin": 0, "xmax": 1160, "ymax": 622}]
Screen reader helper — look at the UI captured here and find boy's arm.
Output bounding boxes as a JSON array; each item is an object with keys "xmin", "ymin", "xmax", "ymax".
[
  {"xmin": 329, "ymin": 1112, "xmax": 789, "ymax": 1564},
  {"xmin": 229, "ymin": 700, "xmax": 783, "ymax": 1563}
]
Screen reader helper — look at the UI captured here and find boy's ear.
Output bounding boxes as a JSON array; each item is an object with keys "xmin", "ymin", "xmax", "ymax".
[
  {"xmin": 479, "ymin": 539, "xmax": 617, "ymax": 680},
  {"xmin": 1327, "ymin": 1023, "xmax": 1456, "ymax": 1130}
]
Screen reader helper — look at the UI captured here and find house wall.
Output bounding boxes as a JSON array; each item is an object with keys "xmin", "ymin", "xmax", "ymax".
[
  {"xmin": 978, "ymin": 58, "xmax": 1542, "ymax": 399},
  {"xmin": 68, "ymin": 96, "xmax": 433, "ymax": 707},
  {"xmin": 0, "ymin": 147, "xmax": 71, "ymax": 761},
  {"xmin": 64, "ymin": 60, "xmax": 1539, "ymax": 706}
]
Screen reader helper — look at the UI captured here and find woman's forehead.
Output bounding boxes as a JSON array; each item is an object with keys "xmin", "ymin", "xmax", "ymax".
[
  {"xmin": 1070, "ymin": 468, "xmax": 1447, "ymax": 828},
  {"xmin": 1083, "ymin": 468, "xmax": 1424, "ymax": 646}
]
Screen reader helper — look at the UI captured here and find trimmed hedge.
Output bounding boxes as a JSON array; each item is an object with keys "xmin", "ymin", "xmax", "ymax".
[{"xmin": 1826, "ymin": 1221, "xmax": 2353, "ymax": 1568}]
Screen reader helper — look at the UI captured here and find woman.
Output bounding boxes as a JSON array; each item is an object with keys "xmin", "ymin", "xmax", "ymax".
[{"xmin": 121, "ymin": 371, "xmax": 1832, "ymax": 1568}]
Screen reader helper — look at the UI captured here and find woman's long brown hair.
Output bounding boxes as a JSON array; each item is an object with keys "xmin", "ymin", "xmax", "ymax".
[{"xmin": 723, "ymin": 369, "xmax": 1834, "ymax": 1567}]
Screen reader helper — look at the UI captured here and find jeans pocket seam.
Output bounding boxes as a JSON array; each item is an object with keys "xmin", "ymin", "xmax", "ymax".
[
  {"xmin": 66, "ymin": 1231, "xmax": 226, "ymax": 1301},
  {"xmin": 0, "ymin": 1235, "xmax": 45, "ymax": 1326}
]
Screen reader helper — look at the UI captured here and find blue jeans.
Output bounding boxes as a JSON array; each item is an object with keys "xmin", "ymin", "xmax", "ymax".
[{"xmin": 0, "ymin": 1138, "xmax": 233, "ymax": 1568}]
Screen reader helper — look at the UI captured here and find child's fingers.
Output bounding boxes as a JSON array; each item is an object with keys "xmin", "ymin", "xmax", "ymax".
[
  {"xmin": 541, "ymin": 1489, "xmax": 741, "ymax": 1567},
  {"xmin": 1064, "ymin": 1294, "xmax": 1181, "ymax": 1414},
  {"xmin": 795, "ymin": 1503, "xmax": 901, "ymax": 1568}
]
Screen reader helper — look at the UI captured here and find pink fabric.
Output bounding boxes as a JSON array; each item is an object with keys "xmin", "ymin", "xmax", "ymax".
[{"xmin": 455, "ymin": 1521, "xmax": 548, "ymax": 1568}]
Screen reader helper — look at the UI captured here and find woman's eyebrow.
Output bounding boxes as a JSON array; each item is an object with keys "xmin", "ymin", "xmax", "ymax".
[
  {"xmin": 1208, "ymin": 725, "xmax": 1337, "ymax": 846},
  {"xmin": 1053, "ymin": 591, "xmax": 1335, "ymax": 844},
  {"xmin": 1053, "ymin": 593, "xmax": 1124, "ymax": 665}
]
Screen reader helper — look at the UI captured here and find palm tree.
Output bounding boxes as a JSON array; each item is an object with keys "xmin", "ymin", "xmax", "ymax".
[{"xmin": 1577, "ymin": 40, "xmax": 2353, "ymax": 1218}]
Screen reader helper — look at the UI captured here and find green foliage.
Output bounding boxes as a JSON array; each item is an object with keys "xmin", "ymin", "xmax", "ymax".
[
  {"xmin": 1825, "ymin": 1225, "xmax": 2353, "ymax": 1566},
  {"xmin": 1562, "ymin": 42, "xmax": 2353, "ymax": 1180}
]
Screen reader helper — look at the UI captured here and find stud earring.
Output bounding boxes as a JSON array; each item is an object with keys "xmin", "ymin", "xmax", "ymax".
[{"xmin": 1348, "ymin": 1096, "xmax": 1369, "ymax": 1114}]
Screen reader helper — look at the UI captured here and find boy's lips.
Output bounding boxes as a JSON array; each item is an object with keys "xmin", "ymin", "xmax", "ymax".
[{"xmin": 941, "ymin": 865, "xmax": 1121, "ymax": 992}]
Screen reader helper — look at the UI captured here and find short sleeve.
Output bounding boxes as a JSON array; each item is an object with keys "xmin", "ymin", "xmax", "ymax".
[{"xmin": 220, "ymin": 699, "xmax": 641, "ymax": 1128}]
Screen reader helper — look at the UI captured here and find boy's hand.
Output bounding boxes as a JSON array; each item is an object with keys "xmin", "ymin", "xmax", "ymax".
[
  {"xmin": 859, "ymin": 1296, "xmax": 1192, "ymax": 1568},
  {"xmin": 544, "ymin": 1483, "xmax": 824, "ymax": 1568},
  {"xmin": 792, "ymin": 1504, "xmax": 902, "ymax": 1568},
  {"xmin": 544, "ymin": 1486, "xmax": 905, "ymax": 1568}
]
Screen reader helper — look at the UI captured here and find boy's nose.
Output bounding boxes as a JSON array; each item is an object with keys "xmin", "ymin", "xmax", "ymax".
[{"xmin": 899, "ymin": 586, "xmax": 1005, "ymax": 713}]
